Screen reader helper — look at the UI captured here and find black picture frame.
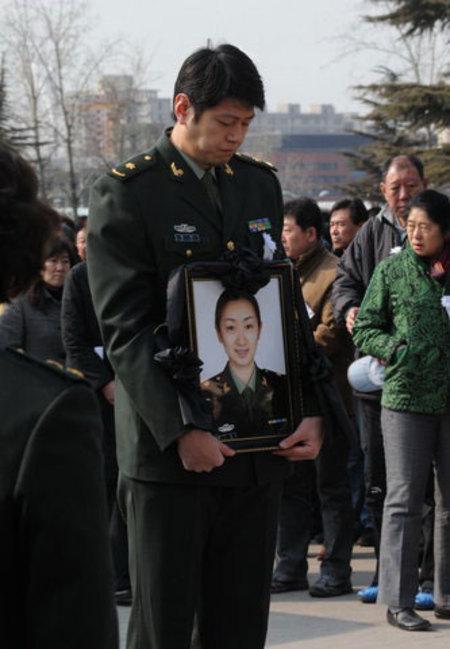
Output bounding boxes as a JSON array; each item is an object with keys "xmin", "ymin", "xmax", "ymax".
[{"xmin": 184, "ymin": 260, "xmax": 304, "ymax": 452}]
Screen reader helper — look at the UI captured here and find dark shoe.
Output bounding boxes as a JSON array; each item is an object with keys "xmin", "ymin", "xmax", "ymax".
[
  {"xmin": 387, "ymin": 608, "xmax": 431, "ymax": 631},
  {"xmin": 270, "ymin": 579, "xmax": 308, "ymax": 594},
  {"xmin": 115, "ymin": 588, "xmax": 132, "ymax": 606},
  {"xmin": 356, "ymin": 527, "xmax": 376, "ymax": 547},
  {"xmin": 435, "ymin": 606, "xmax": 450, "ymax": 619},
  {"xmin": 309, "ymin": 576, "xmax": 352, "ymax": 598}
]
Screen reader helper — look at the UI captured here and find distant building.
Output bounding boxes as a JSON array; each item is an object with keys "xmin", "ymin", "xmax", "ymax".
[
  {"xmin": 251, "ymin": 103, "xmax": 356, "ymax": 135},
  {"xmin": 244, "ymin": 132, "xmax": 370, "ymax": 201},
  {"xmin": 77, "ymin": 75, "xmax": 171, "ymax": 162},
  {"xmin": 245, "ymin": 105, "xmax": 366, "ymax": 200}
]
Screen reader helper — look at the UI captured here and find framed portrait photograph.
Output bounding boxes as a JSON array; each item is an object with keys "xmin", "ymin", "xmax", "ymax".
[{"xmin": 184, "ymin": 261, "xmax": 304, "ymax": 452}]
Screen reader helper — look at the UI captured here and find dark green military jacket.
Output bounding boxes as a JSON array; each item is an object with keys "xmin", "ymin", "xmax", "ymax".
[
  {"xmin": 201, "ymin": 363, "xmax": 289, "ymax": 442},
  {"xmin": 88, "ymin": 130, "xmax": 309, "ymax": 485},
  {"xmin": 0, "ymin": 348, "xmax": 117, "ymax": 648}
]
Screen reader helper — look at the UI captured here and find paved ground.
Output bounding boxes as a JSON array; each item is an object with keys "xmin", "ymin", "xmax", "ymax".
[{"xmin": 117, "ymin": 544, "xmax": 450, "ymax": 648}]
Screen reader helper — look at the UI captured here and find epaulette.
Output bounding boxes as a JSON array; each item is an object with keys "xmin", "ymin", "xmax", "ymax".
[
  {"xmin": 233, "ymin": 152, "xmax": 277, "ymax": 172},
  {"xmin": 109, "ymin": 151, "xmax": 157, "ymax": 181},
  {"xmin": 46, "ymin": 359, "xmax": 85, "ymax": 380},
  {"xmin": 4, "ymin": 348, "xmax": 86, "ymax": 383}
]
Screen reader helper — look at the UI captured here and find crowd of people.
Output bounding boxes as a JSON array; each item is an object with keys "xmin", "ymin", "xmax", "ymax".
[{"xmin": 0, "ymin": 42, "xmax": 449, "ymax": 649}]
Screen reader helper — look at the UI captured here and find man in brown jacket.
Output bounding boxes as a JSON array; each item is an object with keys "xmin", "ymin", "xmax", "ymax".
[{"xmin": 272, "ymin": 197, "xmax": 354, "ymax": 597}]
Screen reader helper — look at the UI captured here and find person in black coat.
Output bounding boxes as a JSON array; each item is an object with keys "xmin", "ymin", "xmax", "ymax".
[
  {"xmin": 62, "ymin": 259, "xmax": 130, "ymax": 604},
  {"xmin": 0, "ymin": 143, "xmax": 117, "ymax": 648}
]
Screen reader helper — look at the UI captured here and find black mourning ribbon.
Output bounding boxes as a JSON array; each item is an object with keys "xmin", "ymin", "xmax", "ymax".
[
  {"xmin": 153, "ymin": 245, "xmax": 273, "ymax": 432},
  {"xmin": 153, "ymin": 328, "xmax": 213, "ymax": 431}
]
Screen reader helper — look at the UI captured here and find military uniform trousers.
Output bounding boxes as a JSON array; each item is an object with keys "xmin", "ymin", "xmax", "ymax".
[{"xmin": 118, "ymin": 473, "xmax": 283, "ymax": 649}]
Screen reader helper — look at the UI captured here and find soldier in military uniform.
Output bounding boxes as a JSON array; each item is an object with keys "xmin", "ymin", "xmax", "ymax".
[
  {"xmin": 202, "ymin": 365, "xmax": 288, "ymax": 438},
  {"xmin": 88, "ymin": 44, "xmax": 323, "ymax": 649},
  {"xmin": 0, "ymin": 144, "xmax": 117, "ymax": 648},
  {"xmin": 201, "ymin": 289, "xmax": 289, "ymax": 442}
]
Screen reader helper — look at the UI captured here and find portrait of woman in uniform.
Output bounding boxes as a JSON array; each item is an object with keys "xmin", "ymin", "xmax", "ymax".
[
  {"xmin": 200, "ymin": 289, "xmax": 288, "ymax": 444},
  {"xmin": 185, "ymin": 263, "xmax": 303, "ymax": 451}
]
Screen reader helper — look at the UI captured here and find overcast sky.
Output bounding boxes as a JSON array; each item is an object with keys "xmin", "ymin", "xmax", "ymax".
[{"xmin": 90, "ymin": 0, "xmax": 391, "ymax": 114}]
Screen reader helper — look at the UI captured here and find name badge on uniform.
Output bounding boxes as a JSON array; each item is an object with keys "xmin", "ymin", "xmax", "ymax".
[
  {"xmin": 174, "ymin": 233, "xmax": 200, "ymax": 243},
  {"xmin": 248, "ymin": 218, "xmax": 272, "ymax": 233}
]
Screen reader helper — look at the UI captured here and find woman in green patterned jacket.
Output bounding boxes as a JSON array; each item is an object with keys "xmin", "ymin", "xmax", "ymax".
[{"xmin": 353, "ymin": 189, "xmax": 450, "ymax": 632}]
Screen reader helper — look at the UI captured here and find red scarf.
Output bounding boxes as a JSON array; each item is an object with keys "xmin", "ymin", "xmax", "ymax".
[{"xmin": 430, "ymin": 241, "xmax": 450, "ymax": 281}]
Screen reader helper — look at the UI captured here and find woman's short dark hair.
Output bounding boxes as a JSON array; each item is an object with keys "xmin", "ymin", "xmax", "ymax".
[
  {"xmin": 330, "ymin": 198, "xmax": 369, "ymax": 226},
  {"xmin": 0, "ymin": 145, "xmax": 59, "ymax": 302},
  {"xmin": 46, "ymin": 236, "xmax": 76, "ymax": 265},
  {"xmin": 407, "ymin": 189, "xmax": 450, "ymax": 235},
  {"xmin": 27, "ymin": 235, "xmax": 75, "ymax": 307},
  {"xmin": 284, "ymin": 197, "xmax": 323, "ymax": 238},
  {"xmin": 215, "ymin": 289, "xmax": 262, "ymax": 331},
  {"xmin": 173, "ymin": 44, "xmax": 265, "ymax": 119}
]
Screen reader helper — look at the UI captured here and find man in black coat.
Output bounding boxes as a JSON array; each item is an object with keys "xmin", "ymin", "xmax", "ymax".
[
  {"xmin": 88, "ymin": 44, "xmax": 323, "ymax": 649},
  {"xmin": 0, "ymin": 349, "xmax": 118, "ymax": 648}
]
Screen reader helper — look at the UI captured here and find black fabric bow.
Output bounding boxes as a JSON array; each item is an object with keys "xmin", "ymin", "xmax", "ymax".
[
  {"xmin": 166, "ymin": 245, "xmax": 273, "ymax": 345},
  {"xmin": 219, "ymin": 246, "xmax": 271, "ymax": 294},
  {"xmin": 154, "ymin": 344, "xmax": 213, "ymax": 431}
]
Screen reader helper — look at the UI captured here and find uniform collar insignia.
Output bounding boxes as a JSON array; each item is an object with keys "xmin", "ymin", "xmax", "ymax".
[
  {"xmin": 224, "ymin": 163, "xmax": 234, "ymax": 176},
  {"xmin": 111, "ymin": 167, "xmax": 126, "ymax": 178},
  {"xmin": 171, "ymin": 161, "xmax": 184, "ymax": 177}
]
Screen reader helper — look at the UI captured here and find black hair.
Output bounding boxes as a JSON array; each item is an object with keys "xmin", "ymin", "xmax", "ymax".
[
  {"xmin": 407, "ymin": 189, "xmax": 450, "ymax": 235},
  {"xmin": 46, "ymin": 236, "xmax": 76, "ymax": 264},
  {"xmin": 0, "ymin": 145, "xmax": 59, "ymax": 302},
  {"xmin": 27, "ymin": 235, "xmax": 75, "ymax": 307},
  {"xmin": 330, "ymin": 198, "xmax": 369, "ymax": 226},
  {"xmin": 0, "ymin": 143, "xmax": 39, "ymax": 203},
  {"xmin": 173, "ymin": 44, "xmax": 265, "ymax": 119},
  {"xmin": 284, "ymin": 197, "xmax": 323, "ymax": 238},
  {"xmin": 215, "ymin": 289, "xmax": 262, "ymax": 331},
  {"xmin": 382, "ymin": 154, "xmax": 425, "ymax": 181}
]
